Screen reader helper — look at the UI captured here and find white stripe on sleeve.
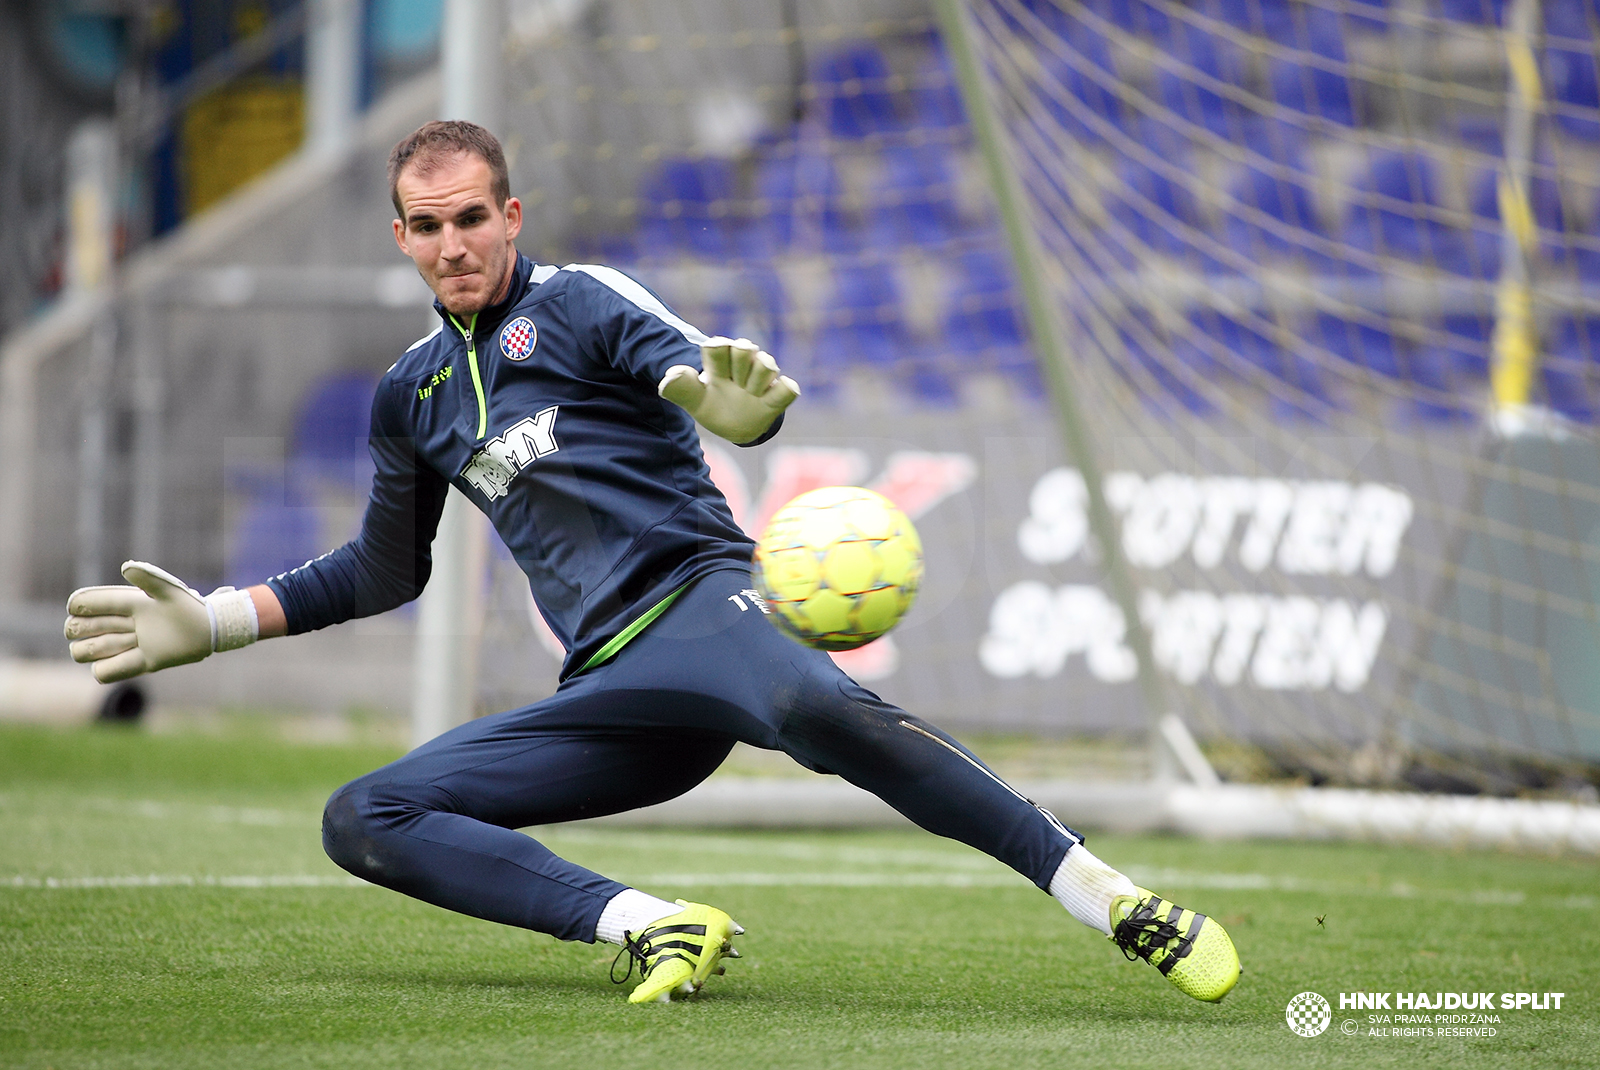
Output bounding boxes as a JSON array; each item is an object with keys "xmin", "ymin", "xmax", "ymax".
[
  {"xmin": 563, "ymin": 263, "xmax": 711, "ymax": 346},
  {"xmin": 405, "ymin": 323, "xmax": 443, "ymax": 352}
]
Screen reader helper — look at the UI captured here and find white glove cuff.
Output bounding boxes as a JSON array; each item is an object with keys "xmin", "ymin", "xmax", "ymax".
[{"xmin": 205, "ymin": 587, "xmax": 260, "ymax": 652}]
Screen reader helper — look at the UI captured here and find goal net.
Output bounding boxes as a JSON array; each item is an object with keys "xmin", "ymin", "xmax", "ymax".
[{"xmin": 479, "ymin": 0, "xmax": 1600, "ymax": 803}]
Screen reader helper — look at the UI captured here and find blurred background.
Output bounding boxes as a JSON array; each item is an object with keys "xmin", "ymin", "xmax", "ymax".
[{"xmin": 2, "ymin": 0, "xmax": 1599, "ymax": 821}]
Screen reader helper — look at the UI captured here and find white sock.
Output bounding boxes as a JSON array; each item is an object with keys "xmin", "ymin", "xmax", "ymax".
[
  {"xmin": 593, "ymin": 889, "xmax": 682, "ymax": 946},
  {"xmin": 1049, "ymin": 845, "xmax": 1138, "ymax": 937}
]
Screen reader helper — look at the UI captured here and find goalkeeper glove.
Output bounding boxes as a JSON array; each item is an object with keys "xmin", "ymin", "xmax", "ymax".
[
  {"xmin": 658, "ymin": 336, "xmax": 800, "ymax": 445},
  {"xmin": 64, "ymin": 561, "xmax": 260, "ymax": 683}
]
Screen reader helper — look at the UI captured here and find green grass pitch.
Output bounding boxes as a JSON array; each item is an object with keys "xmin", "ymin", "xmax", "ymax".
[{"xmin": 1, "ymin": 723, "xmax": 1595, "ymax": 1069}]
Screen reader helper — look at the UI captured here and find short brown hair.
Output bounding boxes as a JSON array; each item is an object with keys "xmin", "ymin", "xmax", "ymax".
[{"xmin": 387, "ymin": 120, "xmax": 510, "ymax": 219}]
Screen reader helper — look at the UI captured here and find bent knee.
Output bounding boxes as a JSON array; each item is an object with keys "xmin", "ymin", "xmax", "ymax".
[{"xmin": 321, "ymin": 780, "xmax": 381, "ymax": 879}]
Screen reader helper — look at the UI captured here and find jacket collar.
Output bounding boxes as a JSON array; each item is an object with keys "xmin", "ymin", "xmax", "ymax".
[{"xmin": 433, "ymin": 252, "xmax": 536, "ymax": 340}]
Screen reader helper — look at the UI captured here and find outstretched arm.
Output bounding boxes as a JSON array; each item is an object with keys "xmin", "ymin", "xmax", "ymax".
[{"xmin": 65, "ymin": 563, "xmax": 273, "ymax": 683}]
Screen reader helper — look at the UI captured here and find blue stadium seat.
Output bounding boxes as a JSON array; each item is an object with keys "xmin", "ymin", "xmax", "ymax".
[
  {"xmin": 943, "ymin": 248, "xmax": 1029, "ymax": 366},
  {"xmin": 1267, "ymin": 5, "xmax": 1358, "ymax": 126},
  {"xmin": 1545, "ymin": 1, "xmax": 1598, "ymax": 39},
  {"xmin": 810, "ymin": 44, "xmax": 904, "ymax": 140},
  {"xmin": 1544, "ymin": 316, "xmax": 1600, "ymax": 421},
  {"xmin": 869, "ymin": 142, "xmax": 963, "ymax": 247},
  {"xmin": 1038, "ymin": 21, "xmax": 1125, "ymax": 144},
  {"xmin": 1546, "ymin": 44, "xmax": 1600, "ymax": 140},
  {"xmin": 1342, "ymin": 150, "xmax": 1472, "ymax": 270},
  {"xmin": 1433, "ymin": 0, "xmax": 1507, "ymax": 24},
  {"xmin": 1121, "ymin": 314, "xmax": 1215, "ymax": 414},
  {"xmin": 292, "ymin": 371, "xmax": 379, "ymax": 487},
  {"xmin": 1085, "ymin": 0, "xmax": 1171, "ymax": 36},
  {"xmin": 227, "ymin": 371, "xmax": 379, "ymax": 588},
  {"xmin": 1194, "ymin": 309, "xmax": 1333, "ymax": 415},
  {"xmin": 816, "ymin": 257, "xmax": 913, "ymax": 369},
  {"xmin": 1311, "ymin": 311, "xmax": 1406, "ymax": 379},
  {"xmin": 1429, "ymin": 313, "xmax": 1493, "ymax": 382},
  {"xmin": 1106, "ymin": 152, "xmax": 1205, "ymax": 257},
  {"xmin": 636, "ymin": 157, "xmax": 738, "ymax": 256},
  {"xmin": 1157, "ymin": 20, "xmax": 1251, "ymax": 138},
  {"xmin": 1196, "ymin": 0, "xmax": 1291, "ymax": 34},
  {"xmin": 225, "ymin": 475, "xmax": 323, "ymax": 591},
  {"xmin": 1222, "ymin": 155, "xmax": 1329, "ymax": 259},
  {"xmin": 747, "ymin": 143, "xmax": 857, "ymax": 254},
  {"xmin": 911, "ymin": 37, "xmax": 966, "ymax": 130},
  {"xmin": 732, "ymin": 265, "xmax": 789, "ymax": 355}
]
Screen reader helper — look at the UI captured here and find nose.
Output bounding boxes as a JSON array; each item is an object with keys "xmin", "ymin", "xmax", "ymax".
[{"xmin": 439, "ymin": 222, "xmax": 467, "ymax": 260}]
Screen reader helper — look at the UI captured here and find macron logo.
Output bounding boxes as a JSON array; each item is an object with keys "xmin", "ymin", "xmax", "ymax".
[{"xmin": 461, "ymin": 406, "xmax": 560, "ymax": 500}]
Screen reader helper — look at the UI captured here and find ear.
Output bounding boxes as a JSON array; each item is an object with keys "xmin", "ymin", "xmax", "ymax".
[
  {"xmin": 392, "ymin": 217, "xmax": 410, "ymax": 256},
  {"xmin": 503, "ymin": 197, "xmax": 523, "ymax": 242}
]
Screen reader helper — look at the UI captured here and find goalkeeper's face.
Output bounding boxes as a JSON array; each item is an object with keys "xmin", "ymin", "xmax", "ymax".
[{"xmin": 392, "ymin": 152, "xmax": 523, "ymax": 317}]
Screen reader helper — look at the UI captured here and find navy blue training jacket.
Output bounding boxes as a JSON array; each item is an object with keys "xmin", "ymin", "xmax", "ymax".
[{"xmin": 266, "ymin": 253, "xmax": 777, "ymax": 679}]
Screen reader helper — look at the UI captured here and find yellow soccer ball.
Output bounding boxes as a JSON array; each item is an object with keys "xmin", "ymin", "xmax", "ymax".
[{"xmin": 752, "ymin": 486, "xmax": 924, "ymax": 651}]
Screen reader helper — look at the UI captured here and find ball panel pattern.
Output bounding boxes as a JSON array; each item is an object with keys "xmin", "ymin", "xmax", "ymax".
[{"xmin": 751, "ymin": 486, "xmax": 925, "ymax": 651}]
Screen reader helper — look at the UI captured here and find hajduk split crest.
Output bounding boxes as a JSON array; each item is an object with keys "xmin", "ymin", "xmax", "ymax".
[{"xmin": 500, "ymin": 317, "xmax": 537, "ymax": 361}]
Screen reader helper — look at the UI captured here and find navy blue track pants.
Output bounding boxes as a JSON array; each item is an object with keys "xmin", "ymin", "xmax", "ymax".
[{"xmin": 321, "ymin": 568, "xmax": 1078, "ymax": 942}]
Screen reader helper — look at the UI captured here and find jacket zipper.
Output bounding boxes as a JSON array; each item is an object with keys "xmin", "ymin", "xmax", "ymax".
[{"xmin": 449, "ymin": 311, "xmax": 490, "ymax": 440}]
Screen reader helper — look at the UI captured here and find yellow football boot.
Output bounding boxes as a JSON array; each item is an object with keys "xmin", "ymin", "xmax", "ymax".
[
  {"xmin": 1109, "ymin": 888, "xmax": 1240, "ymax": 1002},
  {"xmin": 611, "ymin": 900, "xmax": 744, "ymax": 1004}
]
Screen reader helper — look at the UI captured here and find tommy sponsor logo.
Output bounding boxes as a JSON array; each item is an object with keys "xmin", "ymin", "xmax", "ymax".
[
  {"xmin": 500, "ymin": 316, "xmax": 537, "ymax": 361},
  {"xmin": 461, "ymin": 407, "xmax": 560, "ymax": 500}
]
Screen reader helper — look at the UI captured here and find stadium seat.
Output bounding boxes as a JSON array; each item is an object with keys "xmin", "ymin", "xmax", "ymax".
[
  {"xmin": 1085, "ymin": 0, "xmax": 1171, "ymax": 37},
  {"xmin": 1267, "ymin": 5, "xmax": 1358, "ymax": 126},
  {"xmin": 1196, "ymin": 0, "xmax": 1292, "ymax": 34},
  {"xmin": 1543, "ymin": 316, "xmax": 1600, "ymax": 422},
  {"xmin": 228, "ymin": 371, "xmax": 378, "ymax": 588},
  {"xmin": 810, "ymin": 44, "xmax": 904, "ymax": 140},
  {"xmin": 1221, "ymin": 155, "xmax": 1329, "ymax": 259},
  {"xmin": 1037, "ymin": 22, "xmax": 1125, "ymax": 145},
  {"xmin": 910, "ymin": 37, "xmax": 966, "ymax": 131},
  {"xmin": 1120, "ymin": 313, "xmax": 1215, "ymax": 414},
  {"xmin": 1428, "ymin": 313, "xmax": 1494, "ymax": 382},
  {"xmin": 1433, "ymin": 0, "xmax": 1507, "ymax": 24},
  {"xmin": 1546, "ymin": 44, "xmax": 1600, "ymax": 141},
  {"xmin": 635, "ymin": 157, "xmax": 738, "ymax": 256},
  {"xmin": 747, "ymin": 142, "xmax": 857, "ymax": 254},
  {"xmin": 1193, "ymin": 309, "xmax": 1333, "ymax": 415},
  {"xmin": 943, "ymin": 247, "xmax": 1033, "ymax": 395},
  {"xmin": 868, "ymin": 142, "xmax": 963, "ymax": 247},
  {"xmin": 1342, "ymin": 150, "xmax": 1472, "ymax": 270},
  {"xmin": 224, "ymin": 474, "xmax": 323, "ymax": 591},
  {"xmin": 1157, "ymin": 20, "xmax": 1251, "ymax": 138},
  {"xmin": 1105, "ymin": 151, "xmax": 1205, "ymax": 257},
  {"xmin": 292, "ymin": 371, "xmax": 379, "ymax": 487},
  {"xmin": 1311, "ymin": 311, "xmax": 1406, "ymax": 379},
  {"xmin": 816, "ymin": 257, "xmax": 913, "ymax": 369}
]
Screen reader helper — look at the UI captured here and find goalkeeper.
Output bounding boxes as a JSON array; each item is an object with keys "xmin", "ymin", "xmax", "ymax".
[{"xmin": 63, "ymin": 121, "xmax": 1239, "ymax": 1005}]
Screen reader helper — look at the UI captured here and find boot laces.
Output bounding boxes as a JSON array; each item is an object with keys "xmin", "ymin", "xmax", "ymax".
[{"xmin": 1111, "ymin": 899, "xmax": 1182, "ymax": 963}]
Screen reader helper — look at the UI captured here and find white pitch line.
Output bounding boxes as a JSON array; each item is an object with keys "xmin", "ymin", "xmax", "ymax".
[
  {"xmin": 4, "ymin": 874, "xmax": 371, "ymax": 890},
  {"xmin": 5, "ymin": 870, "xmax": 1586, "ymax": 909}
]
